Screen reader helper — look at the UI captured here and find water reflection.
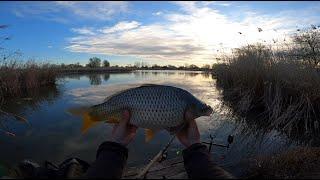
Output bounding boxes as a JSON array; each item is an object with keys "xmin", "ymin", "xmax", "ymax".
[
  {"xmin": 133, "ymin": 70, "xmax": 194, "ymax": 78},
  {"xmin": 1, "ymin": 85, "xmax": 61, "ymax": 115},
  {"xmin": 151, "ymin": 71, "xmax": 158, "ymax": 76},
  {"xmin": 88, "ymin": 74, "xmax": 102, "ymax": 86},
  {"xmin": 201, "ymin": 72, "xmax": 210, "ymax": 78},
  {"xmin": 166, "ymin": 71, "xmax": 176, "ymax": 76},
  {"xmin": 61, "ymin": 74, "xmax": 81, "ymax": 80},
  {"xmin": 186, "ymin": 72, "xmax": 199, "ymax": 77},
  {"xmin": 0, "ymin": 84, "xmax": 61, "ymax": 147},
  {"xmin": 103, "ymin": 74, "xmax": 110, "ymax": 82}
]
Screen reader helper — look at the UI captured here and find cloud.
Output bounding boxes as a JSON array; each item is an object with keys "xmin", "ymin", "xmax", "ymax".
[
  {"xmin": 55, "ymin": 1, "xmax": 129, "ymax": 21},
  {"xmin": 12, "ymin": 9, "xmax": 25, "ymax": 17},
  {"xmin": 99, "ymin": 21, "xmax": 141, "ymax": 34},
  {"xmin": 66, "ymin": 2, "xmax": 320, "ymax": 65},
  {"xmin": 71, "ymin": 27, "xmax": 96, "ymax": 35},
  {"xmin": 201, "ymin": 1, "xmax": 231, "ymax": 7},
  {"xmin": 219, "ymin": 3, "xmax": 231, "ymax": 7},
  {"xmin": 10, "ymin": 2, "xmax": 67, "ymax": 23},
  {"xmin": 67, "ymin": 23, "xmax": 209, "ymax": 64},
  {"xmin": 11, "ymin": 1, "xmax": 129, "ymax": 22},
  {"xmin": 152, "ymin": 11, "xmax": 163, "ymax": 16}
]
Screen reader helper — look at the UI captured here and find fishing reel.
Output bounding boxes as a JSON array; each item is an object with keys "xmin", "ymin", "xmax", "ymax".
[
  {"xmin": 202, "ymin": 134, "xmax": 234, "ymax": 152},
  {"xmin": 158, "ymin": 152, "xmax": 168, "ymax": 163}
]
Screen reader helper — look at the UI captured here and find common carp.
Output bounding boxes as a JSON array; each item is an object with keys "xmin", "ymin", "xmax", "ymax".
[{"xmin": 69, "ymin": 84, "xmax": 213, "ymax": 141}]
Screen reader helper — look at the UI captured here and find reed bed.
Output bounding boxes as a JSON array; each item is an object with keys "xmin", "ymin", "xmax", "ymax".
[
  {"xmin": 214, "ymin": 43, "xmax": 320, "ymax": 142},
  {"xmin": 0, "ymin": 60, "xmax": 57, "ymax": 105}
]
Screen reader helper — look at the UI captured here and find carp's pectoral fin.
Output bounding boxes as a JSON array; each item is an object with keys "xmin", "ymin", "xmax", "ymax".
[
  {"xmin": 81, "ymin": 112, "xmax": 100, "ymax": 134},
  {"xmin": 106, "ymin": 115, "xmax": 120, "ymax": 124},
  {"xmin": 145, "ymin": 129, "xmax": 157, "ymax": 142}
]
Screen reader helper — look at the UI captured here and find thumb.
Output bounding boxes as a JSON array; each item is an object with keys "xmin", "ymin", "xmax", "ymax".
[{"xmin": 120, "ymin": 110, "xmax": 130, "ymax": 125}]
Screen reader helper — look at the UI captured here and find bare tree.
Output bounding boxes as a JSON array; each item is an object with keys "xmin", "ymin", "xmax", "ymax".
[
  {"xmin": 202, "ymin": 64, "xmax": 211, "ymax": 70},
  {"xmin": 293, "ymin": 25, "xmax": 320, "ymax": 67},
  {"xmin": 134, "ymin": 61, "xmax": 141, "ymax": 68}
]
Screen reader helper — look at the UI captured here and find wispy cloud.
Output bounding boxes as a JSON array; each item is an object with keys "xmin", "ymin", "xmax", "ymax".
[
  {"xmin": 99, "ymin": 21, "xmax": 141, "ymax": 34},
  {"xmin": 71, "ymin": 27, "xmax": 96, "ymax": 35},
  {"xmin": 11, "ymin": 1, "xmax": 129, "ymax": 23},
  {"xmin": 55, "ymin": 1, "xmax": 129, "ymax": 21},
  {"xmin": 218, "ymin": 3, "xmax": 231, "ymax": 7},
  {"xmin": 152, "ymin": 11, "xmax": 163, "ymax": 16}
]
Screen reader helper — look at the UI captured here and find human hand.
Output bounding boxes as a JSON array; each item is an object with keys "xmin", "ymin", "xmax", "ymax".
[
  {"xmin": 110, "ymin": 110, "xmax": 138, "ymax": 146},
  {"xmin": 176, "ymin": 119, "xmax": 200, "ymax": 148}
]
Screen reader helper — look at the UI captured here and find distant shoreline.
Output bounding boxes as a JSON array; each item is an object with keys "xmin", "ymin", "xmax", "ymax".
[
  {"xmin": 56, "ymin": 67, "xmax": 213, "ymax": 75},
  {"xmin": 56, "ymin": 67, "xmax": 134, "ymax": 74}
]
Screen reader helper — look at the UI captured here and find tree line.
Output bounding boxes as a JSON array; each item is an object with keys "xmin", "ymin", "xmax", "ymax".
[{"xmin": 55, "ymin": 57, "xmax": 213, "ymax": 70}]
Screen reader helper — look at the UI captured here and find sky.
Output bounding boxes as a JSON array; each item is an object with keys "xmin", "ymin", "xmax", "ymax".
[{"xmin": 0, "ymin": 1, "xmax": 320, "ymax": 66}]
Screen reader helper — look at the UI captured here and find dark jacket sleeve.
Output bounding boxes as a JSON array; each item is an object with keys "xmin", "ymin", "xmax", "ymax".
[
  {"xmin": 85, "ymin": 141, "xmax": 128, "ymax": 178},
  {"xmin": 183, "ymin": 143, "xmax": 234, "ymax": 179}
]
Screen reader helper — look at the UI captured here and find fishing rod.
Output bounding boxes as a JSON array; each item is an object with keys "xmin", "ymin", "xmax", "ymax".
[
  {"xmin": 135, "ymin": 126, "xmax": 234, "ymax": 179},
  {"xmin": 135, "ymin": 133, "xmax": 177, "ymax": 179},
  {"xmin": 135, "ymin": 124, "xmax": 186, "ymax": 179}
]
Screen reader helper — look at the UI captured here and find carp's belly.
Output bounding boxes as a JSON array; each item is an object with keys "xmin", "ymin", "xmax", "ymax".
[{"xmin": 130, "ymin": 109, "xmax": 185, "ymax": 129}]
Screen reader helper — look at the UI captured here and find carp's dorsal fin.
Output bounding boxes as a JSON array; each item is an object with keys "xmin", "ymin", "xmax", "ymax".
[{"xmin": 145, "ymin": 129, "xmax": 158, "ymax": 142}]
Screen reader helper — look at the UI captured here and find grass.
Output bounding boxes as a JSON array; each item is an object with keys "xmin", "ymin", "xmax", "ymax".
[{"xmin": 214, "ymin": 43, "xmax": 320, "ymax": 143}]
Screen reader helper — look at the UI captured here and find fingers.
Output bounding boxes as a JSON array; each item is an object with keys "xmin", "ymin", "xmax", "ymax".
[
  {"xmin": 123, "ymin": 110, "xmax": 130, "ymax": 121},
  {"xmin": 180, "ymin": 123, "xmax": 189, "ymax": 135},
  {"xmin": 188, "ymin": 119, "xmax": 199, "ymax": 134},
  {"xmin": 113, "ymin": 110, "xmax": 137, "ymax": 134},
  {"xmin": 110, "ymin": 110, "xmax": 137, "ymax": 146},
  {"xmin": 184, "ymin": 109, "xmax": 193, "ymax": 121},
  {"xmin": 188, "ymin": 119, "xmax": 198, "ymax": 129},
  {"xmin": 120, "ymin": 109, "xmax": 130, "ymax": 126},
  {"xmin": 128, "ymin": 124, "xmax": 138, "ymax": 134},
  {"xmin": 111, "ymin": 124, "xmax": 118, "ymax": 135},
  {"xmin": 189, "ymin": 119, "xmax": 200, "ymax": 143}
]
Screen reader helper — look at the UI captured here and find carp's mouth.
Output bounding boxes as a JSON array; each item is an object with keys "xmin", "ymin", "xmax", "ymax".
[{"xmin": 202, "ymin": 105, "xmax": 213, "ymax": 116}]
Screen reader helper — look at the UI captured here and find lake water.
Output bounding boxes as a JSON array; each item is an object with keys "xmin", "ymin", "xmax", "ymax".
[{"xmin": 0, "ymin": 70, "xmax": 298, "ymax": 176}]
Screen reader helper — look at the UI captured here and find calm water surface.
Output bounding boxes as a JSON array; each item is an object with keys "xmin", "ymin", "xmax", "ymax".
[{"xmin": 0, "ymin": 70, "xmax": 297, "ymax": 176}]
